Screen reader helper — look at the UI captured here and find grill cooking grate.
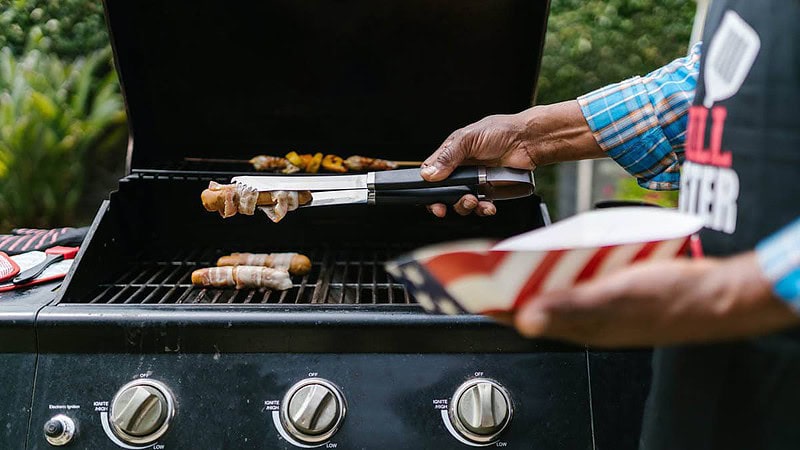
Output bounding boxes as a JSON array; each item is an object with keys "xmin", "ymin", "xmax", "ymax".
[{"xmin": 69, "ymin": 245, "xmax": 414, "ymax": 306}]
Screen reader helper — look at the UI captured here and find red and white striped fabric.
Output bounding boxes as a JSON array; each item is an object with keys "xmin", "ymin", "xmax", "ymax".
[
  {"xmin": 387, "ymin": 207, "xmax": 704, "ymax": 315},
  {"xmin": 0, "ymin": 251, "xmax": 75, "ymax": 293},
  {"xmin": 0, "ymin": 252, "xmax": 20, "ymax": 283}
]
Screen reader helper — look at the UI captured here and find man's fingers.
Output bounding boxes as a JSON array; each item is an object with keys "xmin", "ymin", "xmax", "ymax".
[
  {"xmin": 513, "ymin": 289, "xmax": 583, "ymax": 339},
  {"xmin": 453, "ymin": 195, "xmax": 479, "ymax": 216},
  {"xmin": 513, "ymin": 283, "xmax": 619, "ymax": 343},
  {"xmin": 474, "ymin": 201, "xmax": 496, "ymax": 217},
  {"xmin": 421, "ymin": 132, "xmax": 466, "ymax": 181},
  {"xmin": 428, "ymin": 198, "xmax": 494, "ymax": 217},
  {"xmin": 514, "ymin": 304, "xmax": 552, "ymax": 338},
  {"xmin": 427, "ymin": 203, "xmax": 447, "ymax": 218}
]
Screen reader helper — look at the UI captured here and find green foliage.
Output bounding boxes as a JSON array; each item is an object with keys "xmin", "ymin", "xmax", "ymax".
[
  {"xmin": 614, "ymin": 176, "xmax": 680, "ymax": 207},
  {"xmin": 0, "ymin": 46, "xmax": 126, "ymax": 230},
  {"xmin": 538, "ymin": 0, "xmax": 697, "ymax": 104},
  {"xmin": 0, "ymin": 0, "xmax": 109, "ymax": 59}
]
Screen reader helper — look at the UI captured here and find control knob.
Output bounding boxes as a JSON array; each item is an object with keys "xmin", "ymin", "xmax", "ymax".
[
  {"xmin": 109, "ymin": 379, "xmax": 175, "ymax": 445},
  {"xmin": 43, "ymin": 414, "xmax": 75, "ymax": 446},
  {"xmin": 280, "ymin": 378, "xmax": 346, "ymax": 444},
  {"xmin": 449, "ymin": 378, "xmax": 512, "ymax": 444}
]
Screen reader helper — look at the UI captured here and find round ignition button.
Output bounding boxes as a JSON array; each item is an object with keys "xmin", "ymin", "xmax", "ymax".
[
  {"xmin": 43, "ymin": 414, "xmax": 75, "ymax": 446},
  {"xmin": 109, "ymin": 379, "xmax": 175, "ymax": 445},
  {"xmin": 281, "ymin": 378, "xmax": 346, "ymax": 444},
  {"xmin": 449, "ymin": 378, "xmax": 513, "ymax": 444}
]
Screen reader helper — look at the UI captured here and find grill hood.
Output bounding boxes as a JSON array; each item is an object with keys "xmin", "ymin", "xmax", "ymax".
[{"xmin": 103, "ymin": 0, "xmax": 550, "ymax": 171}]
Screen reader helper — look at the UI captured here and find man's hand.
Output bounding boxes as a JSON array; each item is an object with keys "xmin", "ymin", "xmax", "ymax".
[
  {"xmin": 421, "ymin": 101, "xmax": 603, "ymax": 217},
  {"xmin": 422, "ymin": 114, "xmax": 534, "ymax": 217},
  {"xmin": 511, "ymin": 253, "xmax": 800, "ymax": 347}
]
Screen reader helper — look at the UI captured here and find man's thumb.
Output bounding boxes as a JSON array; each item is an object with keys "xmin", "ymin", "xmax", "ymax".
[{"xmin": 421, "ymin": 135, "xmax": 466, "ymax": 181}]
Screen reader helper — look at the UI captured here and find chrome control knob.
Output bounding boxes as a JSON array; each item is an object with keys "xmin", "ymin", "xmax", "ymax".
[
  {"xmin": 281, "ymin": 378, "xmax": 346, "ymax": 444},
  {"xmin": 449, "ymin": 379, "xmax": 512, "ymax": 444},
  {"xmin": 43, "ymin": 414, "xmax": 75, "ymax": 446},
  {"xmin": 109, "ymin": 379, "xmax": 174, "ymax": 445}
]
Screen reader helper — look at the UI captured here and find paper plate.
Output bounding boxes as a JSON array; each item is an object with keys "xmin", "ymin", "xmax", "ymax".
[{"xmin": 386, "ymin": 207, "xmax": 704, "ymax": 315}]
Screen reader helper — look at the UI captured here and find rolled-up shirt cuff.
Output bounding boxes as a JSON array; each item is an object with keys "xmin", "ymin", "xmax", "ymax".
[
  {"xmin": 756, "ymin": 218, "xmax": 800, "ymax": 309},
  {"xmin": 578, "ymin": 80, "xmax": 680, "ymax": 191}
]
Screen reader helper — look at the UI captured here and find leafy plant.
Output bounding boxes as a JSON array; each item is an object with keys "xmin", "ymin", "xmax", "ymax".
[
  {"xmin": 538, "ymin": 0, "xmax": 697, "ymax": 105},
  {"xmin": 0, "ymin": 0, "xmax": 109, "ymax": 59},
  {"xmin": 0, "ymin": 45, "xmax": 126, "ymax": 230}
]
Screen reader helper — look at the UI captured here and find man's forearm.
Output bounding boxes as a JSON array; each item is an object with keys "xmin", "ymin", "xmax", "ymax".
[{"xmin": 514, "ymin": 100, "xmax": 605, "ymax": 167}]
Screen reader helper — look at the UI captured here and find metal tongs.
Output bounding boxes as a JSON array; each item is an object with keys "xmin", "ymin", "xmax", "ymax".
[{"xmin": 231, "ymin": 166, "xmax": 534, "ymax": 207}]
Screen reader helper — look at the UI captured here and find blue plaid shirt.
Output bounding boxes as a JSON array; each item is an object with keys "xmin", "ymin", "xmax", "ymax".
[{"xmin": 577, "ymin": 42, "xmax": 800, "ymax": 309}]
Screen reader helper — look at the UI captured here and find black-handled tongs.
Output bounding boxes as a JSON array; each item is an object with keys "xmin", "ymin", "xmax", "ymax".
[{"xmin": 231, "ymin": 166, "xmax": 535, "ymax": 207}]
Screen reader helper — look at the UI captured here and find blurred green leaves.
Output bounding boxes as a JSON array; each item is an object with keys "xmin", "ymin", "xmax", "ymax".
[
  {"xmin": 0, "ymin": 46, "xmax": 125, "ymax": 230},
  {"xmin": 538, "ymin": 0, "xmax": 696, "ymax": 104},
  {"xmin": 0, "ymin": 1, "xmax": 125, "ymax": 231},
  {"xmin": 0, "ymin": 0, "xmax": 109, "ymax": 59}
]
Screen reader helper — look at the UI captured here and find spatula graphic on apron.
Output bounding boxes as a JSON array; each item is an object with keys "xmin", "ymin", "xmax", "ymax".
[{"xmin": 703, "ymin": 10, "xmax": 761, "ymax": 108}]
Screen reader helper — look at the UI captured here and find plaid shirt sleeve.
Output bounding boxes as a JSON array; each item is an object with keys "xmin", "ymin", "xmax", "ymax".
[
  {"xmin": 757, "ymin": 218, "xmax": 800, "ymax": 310},
  {"xmin": 577, "ymin": 42, "xmax": 702, "ymax": 190}
]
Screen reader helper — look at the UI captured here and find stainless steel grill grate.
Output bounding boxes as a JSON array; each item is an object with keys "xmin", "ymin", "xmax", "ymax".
[{"xmin": 66, "ymin": 245, "xmax": 414, "ymax": 306}]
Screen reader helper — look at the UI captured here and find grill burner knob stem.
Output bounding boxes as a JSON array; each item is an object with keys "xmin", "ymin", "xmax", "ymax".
[
  {"xmin": 281, "ymin": 378, "xmax": 346, "ymax": 444},
  {"xmin": 43, "ymin": 414, "xmax": 75, "ymax": 446},
  {"xmin": 109, "ymin": 379, "xmax": 174, "ymax": 445},
  {"xmin": 449, "ymin": 378, "xmax": 512, "ymax": 444}
]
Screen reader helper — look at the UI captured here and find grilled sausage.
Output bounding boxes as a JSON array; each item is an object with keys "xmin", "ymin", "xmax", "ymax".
[
  {"xmin": 191, "ymin": 266, "xmax": 293, "ymax": 290},
  {"xmin": 201, "ymin": 182, "xmax": 312, "ymax": 218},
  {"xmin": 216, "ymin": 252, "xmax": 312, "ymax": 276}
]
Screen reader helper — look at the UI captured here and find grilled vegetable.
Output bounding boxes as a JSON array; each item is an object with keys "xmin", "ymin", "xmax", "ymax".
[
  {"xmin": 285, "ymin": 151, "xmax": 305, "ymax": 169},
  {"xmin": 322, "ymin": 154, "xmax": 348, "ymax": 173},
  {"xmin": 306, "ymin": 152, "xmax": 323, "ymax": 173}
]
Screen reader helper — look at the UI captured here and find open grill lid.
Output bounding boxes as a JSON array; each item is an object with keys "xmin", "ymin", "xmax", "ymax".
[{"xmin": 103, "ymin": 0, "xmax": 550, "ymax": 171}]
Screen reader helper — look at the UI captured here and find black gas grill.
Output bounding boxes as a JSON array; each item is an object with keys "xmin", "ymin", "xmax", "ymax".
[{"xmin": 11, "ymin": 1, "xmax": 651, "ymax": 449}]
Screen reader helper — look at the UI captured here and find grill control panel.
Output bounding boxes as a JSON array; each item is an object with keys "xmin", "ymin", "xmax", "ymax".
[{"xmin": 27, "ymin": 353, "xmax": 591, "ymax": 449}]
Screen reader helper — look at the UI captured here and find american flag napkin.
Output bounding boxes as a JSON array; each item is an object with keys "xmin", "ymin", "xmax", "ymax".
[{"xmin": 386, "ymin": 207, "xmax": 704, "ymax": 315}]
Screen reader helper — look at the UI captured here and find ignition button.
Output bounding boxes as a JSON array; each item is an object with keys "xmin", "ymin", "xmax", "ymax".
[{"xmin": 43, "ymin": 414, "xmax": 76, "ymax": 446}]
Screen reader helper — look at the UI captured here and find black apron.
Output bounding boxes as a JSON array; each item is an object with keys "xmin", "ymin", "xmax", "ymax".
[{"xmin": 641, "ymin": 1, "xmax": 800, "ymax": 449}]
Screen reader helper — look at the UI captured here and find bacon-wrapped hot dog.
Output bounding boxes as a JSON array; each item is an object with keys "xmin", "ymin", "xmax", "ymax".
[
  {"xmin": 216, "ymin": 252, "xmax": 312, "ymax": 276},
  {"xmin": 201, "ymin": 182, "xmax": 312, "ymax": 220},
  {"xmin": 191, "ymin": 266, "xmax": 293, "ymax": 290}
]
